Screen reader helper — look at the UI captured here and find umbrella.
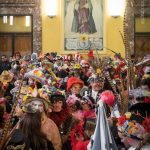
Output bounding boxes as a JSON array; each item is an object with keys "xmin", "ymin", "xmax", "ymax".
[{"xmin": 91, "ymin": 100, "xmax": 118, "ymax": 150}]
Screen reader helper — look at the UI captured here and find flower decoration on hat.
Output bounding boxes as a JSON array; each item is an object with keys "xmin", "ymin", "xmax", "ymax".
[
  {"xmin": 66, "ymin": 94, "xmax": 81, "ymax": 107},
  {"xmin": 73, "ymin": 63, "xmax": 81, "ymax": 70},
  {"xmin": 24, "ymin": 68, "xmax": 45, "ymax": 84},
  {"xmin": 80, "ymin": 60, "xmax": 90, "ymax": 68},
  {"xmin": 49, "ymin": 89, "xmax": 66, "ymax": 105},
  {"xmin": 117, "ymin": 112, "xmax": 149, "ymax": 140}
]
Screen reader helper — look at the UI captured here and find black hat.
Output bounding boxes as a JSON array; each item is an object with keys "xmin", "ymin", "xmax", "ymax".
[
  {"xmin": 57, "ymin": 69, "xmax": 68, "ymax": 78},
  {"xmin": 50, "ymin": 94, "xmax": 65, "ymax": 103}
]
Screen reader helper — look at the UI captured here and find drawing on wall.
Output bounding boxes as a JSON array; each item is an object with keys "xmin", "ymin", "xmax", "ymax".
[{"xmin": 64, "ymin": 0, "xmax": 103, "ymax": 50}]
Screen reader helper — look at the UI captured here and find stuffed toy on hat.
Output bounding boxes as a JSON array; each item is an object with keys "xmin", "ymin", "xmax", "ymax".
[{"xmin": 67, "ymin": 77, "xmax": 84, "ymax": 92}]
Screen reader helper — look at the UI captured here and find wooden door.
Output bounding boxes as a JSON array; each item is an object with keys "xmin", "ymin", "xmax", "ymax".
[{"xmin": 14, "ymin": 34, "xmax": 32, "ymax": 56}]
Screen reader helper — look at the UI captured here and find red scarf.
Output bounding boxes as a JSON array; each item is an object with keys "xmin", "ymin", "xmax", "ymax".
[{"xmin": 49, "ymin": 107, "xmax": 71, "ymax": 128}]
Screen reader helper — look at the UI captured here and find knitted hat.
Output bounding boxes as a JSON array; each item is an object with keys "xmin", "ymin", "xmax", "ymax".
[{"xmin": 67, "ymin": 77, "xmax": 84, "ymax": 92}]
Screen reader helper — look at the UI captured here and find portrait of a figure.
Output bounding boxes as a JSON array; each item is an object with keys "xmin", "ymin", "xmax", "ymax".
[{"xmin": 64, "ymin": 0, "xmax": 103, "ymax": 50}]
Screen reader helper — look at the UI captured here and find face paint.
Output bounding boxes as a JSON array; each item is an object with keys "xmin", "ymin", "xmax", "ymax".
[{"xmin": 30, "ymin": 100, "xmax": 44, "ymax": 112}]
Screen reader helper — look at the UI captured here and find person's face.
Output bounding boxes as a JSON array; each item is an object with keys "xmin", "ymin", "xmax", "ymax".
[
  {"xmin": 15, "ymin": 54, "xmax": 21, "ymax": 60},
  {"xmin": 53, "ymin": 100, "xmax": 63, "ymax": 112},
  {"xmin": 1, "ymin": 56, "xmax": 7, "ymax": 62},
  {"xmin": 81, "ymin": 102, "xmax": 90, "ymax": 111},
  {"xmin": 90, "ymin": 81, "xmax": 102, "ymax": 91},
  {"xmin": 70, "ymin": 83, "xmax": 82, "ymax": 94},
  {"xmin": 9, "ymin": 56, "xmax": 13, "ymax": 62},
  {"xmin": 15, "ymin": 106, "xmax": 23, "ymax": 117},
  {"xmin": 30, "ymin": 100, "xmax": 44, "ymax": 112}
]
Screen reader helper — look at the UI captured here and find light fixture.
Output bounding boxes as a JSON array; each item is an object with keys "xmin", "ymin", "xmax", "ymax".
[
  {"xmin": 10, "ymin": 16, "xmax": 14, "ymax": 25},
  {"xmin": 25, "ymin": 16, "xmax": 31, "ymax": 27},
  {"xmin": 45, "ymin": 0, "xmax": 57, "ymax": 18},
  {"xmin": 3, "ymin": 16, "xmax": 8, "ymax": 24},
  {"xmin": 108, "ymin": 0, "xmax": 125, "ymax": 18}
]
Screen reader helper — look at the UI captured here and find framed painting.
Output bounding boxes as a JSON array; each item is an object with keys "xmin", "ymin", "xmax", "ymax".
[{"xmin": 64, "ymin": 0, "xmax": 103, "ymax": 50}]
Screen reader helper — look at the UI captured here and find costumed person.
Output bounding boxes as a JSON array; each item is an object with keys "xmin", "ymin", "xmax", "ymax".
[
  {"xmin": 0, "ymin": 98, "xmax": 10, "ymax": 130},
  {"xmin": 71, "ymin": 0, "xmax": 97, "ymax": 34},
  {"xmin": 0, "ymin": 71, "xmax": 14, "ymax": 113},
  {"xmin": 41, "ymin": 59, "xmax": 56, "ymax": 81},
  {"xmin": 67, "ymin": 76, "xmax": 84, "ymax": 96},
  {"xmin": 117, "ymin": 112, "xmax": 150, "ymax": 150},
  {"xmin": 84, "ymin": 73, "xmax": 105, "ymax": 104},
  {"xmin": 80, "ymin": 60, "xmax": 90, "ymax": 86},
  {"xmin": 70, "ymin": 119, "xmax": 96, "ymax": 150},
  {"xmin": 49, "ymin": 92, "xmax": 78, "ymax": 150},
  {"xmin": 88, "ymin": 90, "xmax": 118, "ymax": 150},
  {"xmin": 15, "ymin": 97, "xmax": 61, "ymax": 150},
  {"xmin": 80, "ymin": 91, "xmax": 96, "ymax": 120},
  {"xmin": 66, "ymin": 76, "xmax": 85, "ymax": 120},
  {"xmin": 53, "ymin": 55, "xmax": 64, "ymax": 73},
  {"xmin": 57, "ymin": 69, "xmax": 69, "ymax": 91},
  {"xmin": 66, "ymin": 94, "xmax": 83, "ymax": 121},
  {"xmin": 3, "ymin": 101, "xmax": 55, "ymax": 150}
]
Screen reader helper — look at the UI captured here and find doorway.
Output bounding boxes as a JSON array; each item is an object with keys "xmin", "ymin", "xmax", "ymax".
[{"xmin": 0, "ymin": 33, "xmax": 32, "ymax": 57}]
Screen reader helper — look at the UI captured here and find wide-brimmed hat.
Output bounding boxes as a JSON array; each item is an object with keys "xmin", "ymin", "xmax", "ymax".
[
  {"xmin": 23, "ymin": 97, "xmax": 51, "ymax": 112},
  {"xmin": 0, "ymin": 71, "xmax": 13, "ymax": 84}
]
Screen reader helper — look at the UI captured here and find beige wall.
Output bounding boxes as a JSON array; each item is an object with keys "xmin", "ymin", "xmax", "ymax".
[
  {"xmin": 42, "ymin": 0, "xmax": 125, "ymax": 57},
  {"xmin": 0, "ymin": 16, "xmax": 31, "ymax": 32}
]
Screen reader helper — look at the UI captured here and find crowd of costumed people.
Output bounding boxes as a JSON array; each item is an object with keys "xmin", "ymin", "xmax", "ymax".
[{"xmin": 0, "ymin": 50, "xmax": 150, "ymax": 150}]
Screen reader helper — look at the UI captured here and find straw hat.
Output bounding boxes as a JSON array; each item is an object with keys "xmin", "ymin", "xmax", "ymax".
[{"xmin": 0, "ymin": 71, "xmax": 13, "ymax": 84}]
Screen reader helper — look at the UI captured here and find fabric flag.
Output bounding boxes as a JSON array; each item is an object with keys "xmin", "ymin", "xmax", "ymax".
[{"xmin": 91, "ymin": 100, "xmax": 118, "ymax": 150}]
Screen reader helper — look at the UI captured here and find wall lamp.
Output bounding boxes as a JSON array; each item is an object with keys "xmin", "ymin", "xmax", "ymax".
[
  {"xmin": 108, "ymin": 0, "xmax": 125, "ymax": 18},
  {"xmin": 45, "ymin": 0, "xmax": 57, "ymax": 18}
]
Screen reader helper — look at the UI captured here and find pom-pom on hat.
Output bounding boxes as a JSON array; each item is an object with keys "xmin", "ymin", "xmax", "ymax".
[
  {"xmin": 100, "ymin": 90, "xmax": 115, "ymax": 107},
  {"xmin": 67, "ymin": 77, "xmax": 84, "ymax": 92}
]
